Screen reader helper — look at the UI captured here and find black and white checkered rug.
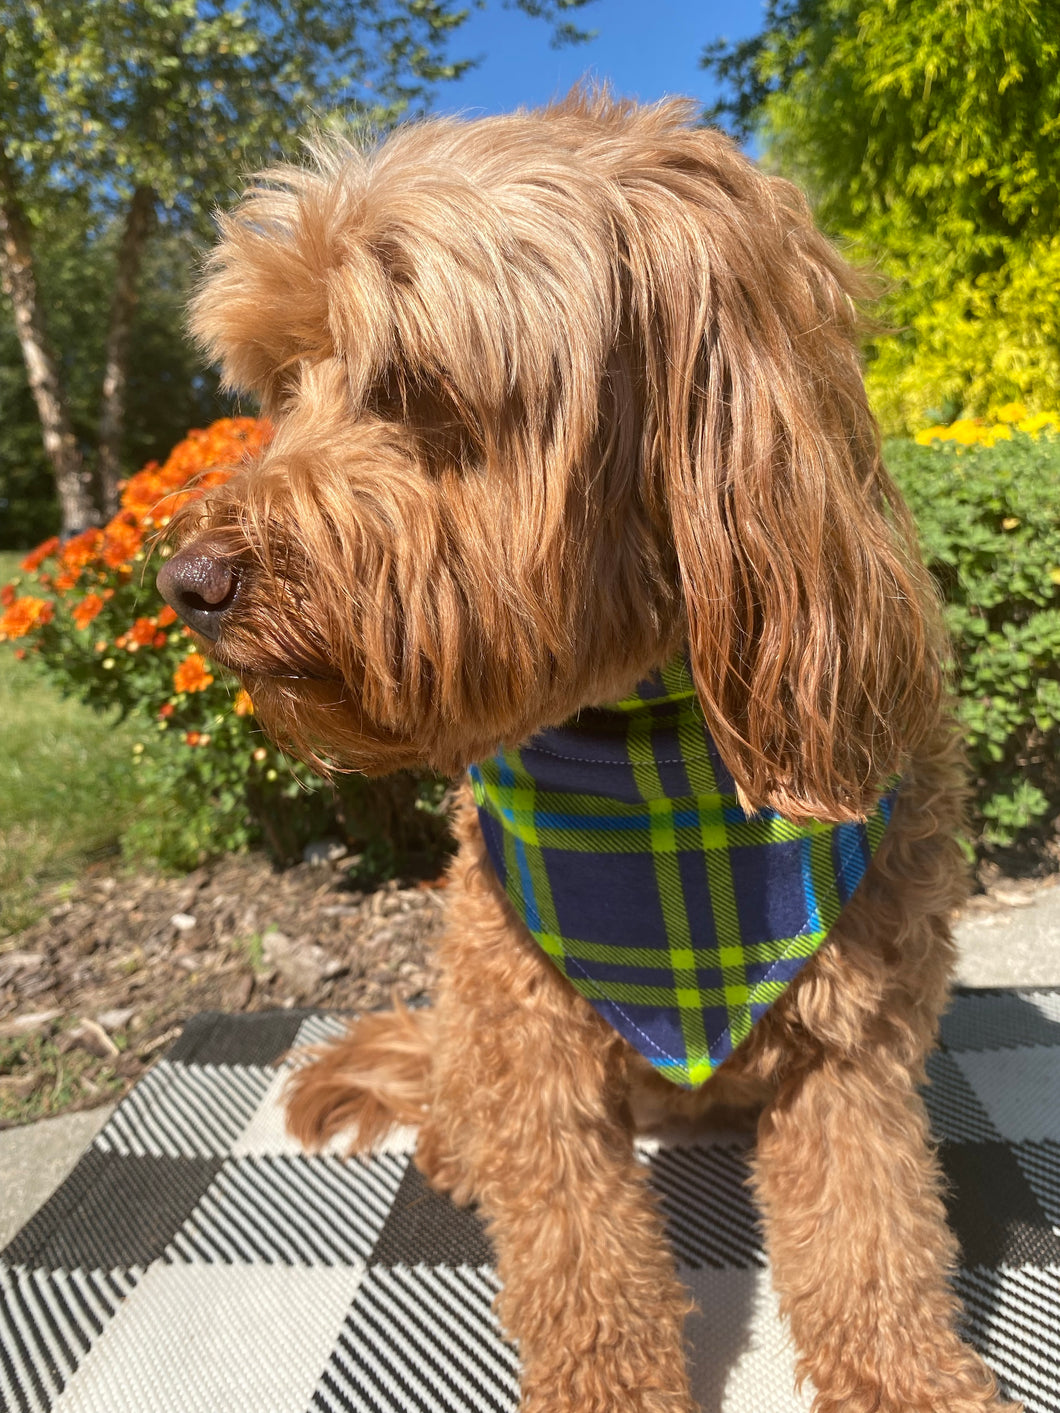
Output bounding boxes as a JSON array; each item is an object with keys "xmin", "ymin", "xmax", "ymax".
[{"xmin": 2, "ymin": 989, "xmax": 1059, "ymax": 1412}]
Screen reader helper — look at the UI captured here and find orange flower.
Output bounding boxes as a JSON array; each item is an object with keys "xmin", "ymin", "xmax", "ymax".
[
  {"xmin": 120, "ymin": 462, "xmax": 165, "ymax": 523},
  {"xmin": 184, "ymin": 730, "xmax": 202, "ymax": 747},
  {"xmin": 60, "ymin": 528, "xmax": 103, "ymax": 574},
  {"xmin": 154, "ymin": 488, "xmax": 196, "ymax": 522},
  {"xmin": 196, "ymin": 469, "xmax": 232, "ymax": 492},
  {"xmin": 0, "ymin": 595, "xmax": 54, "ymax": 640},
  {"xmin": 72, "ymin": 593, "xmax": 105, "ymax": 630},
  {"xmin": 157, "ymin": 604, "xmax": 177, "ymax": 627},
  {"xmin": 128, "ymin": 616, "xmax": 159, "ymax": 648},
  {"xmin": 0, "ymin": 583, "xmax": 15, "ymax": 608},
  {"xmin": 120, "ymin": 418, "xmax": 273, "ymax": 526},
  {"xmin": 233, "ymin": 688, "xmax": 254, "ymax": 716},
  {"xmin": 21, "ymin": 536, "xmax": 60, "ymax": 572},
  {"xmin": 101, "ymin": 518, "xmax": 143, "ymax": 569},
  {"xmin": 173, "ymin": 652, "xmax": 214, "ymax": 693},
  {"xmin": 158, "ymin": 702, "xmax": 175, "ymax": 719},
  {"xmin": 153, "ymin": 631, "xmax": 166, "ymax": 648}
]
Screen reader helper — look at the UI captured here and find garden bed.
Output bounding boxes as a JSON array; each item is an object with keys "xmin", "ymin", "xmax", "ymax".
[{"xmin": 0, "ymin": 850, "xmax": 444, "ymax": 1128}]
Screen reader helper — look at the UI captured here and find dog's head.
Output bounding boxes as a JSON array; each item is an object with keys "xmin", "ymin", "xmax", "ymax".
[{"xmin": 159, "ymin": 91, "xmax": 942, "ymax": 820}]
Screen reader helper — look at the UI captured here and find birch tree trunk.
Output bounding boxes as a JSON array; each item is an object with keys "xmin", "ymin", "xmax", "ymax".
[
  {"xmin": 97, "ymin": 184, "xmax": 156, "ymax": 516},
  {"xmin": 0, "ymin": 145, "xmax": 96, "ymax": 535}
]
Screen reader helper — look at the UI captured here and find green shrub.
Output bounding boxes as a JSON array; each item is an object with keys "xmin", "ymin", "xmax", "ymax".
[{"xmin": 888, "ymin": 425, "xmax": 1060, "ymax": 845}]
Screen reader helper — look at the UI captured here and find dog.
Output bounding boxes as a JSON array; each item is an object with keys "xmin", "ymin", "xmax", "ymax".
[{"xmin": 157, "ymin": 91, "xmax": 1017, "ymax": 1413}]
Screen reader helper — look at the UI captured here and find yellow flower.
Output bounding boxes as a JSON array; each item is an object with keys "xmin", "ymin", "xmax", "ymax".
[
  {"xmin": 990, "ymin": 401, "xmax": 1028, "ymax": 424},
  {"xmin": 980, "ymin": 425, "xmax": 1012, "ymax": 446},
  {"xmin": 949, "ymin": 420, "xmax": 981, "ymax": 446}
]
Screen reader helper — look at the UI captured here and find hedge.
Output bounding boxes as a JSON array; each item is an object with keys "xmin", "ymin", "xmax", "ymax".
[{"xmin": 888, "ymin": 405, "xmax": 1060, "ymax": 845}]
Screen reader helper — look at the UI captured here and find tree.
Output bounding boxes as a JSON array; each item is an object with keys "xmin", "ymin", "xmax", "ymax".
[
  {"xmin": 703, "ymin": 0, "xmax": 1060, "ymax": 431},
  {"xmin": 0, "ymin": 218, "xmax": 234, "ymax": 548},
  {"xmin": 1, "ymin": 0, "xmax": 594, "ymax": 537}
]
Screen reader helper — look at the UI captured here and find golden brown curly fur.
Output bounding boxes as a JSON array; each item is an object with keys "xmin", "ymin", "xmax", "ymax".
[{"xmin": 159, "ymin": 91, "xmax": 1019, "ymax": 1413}]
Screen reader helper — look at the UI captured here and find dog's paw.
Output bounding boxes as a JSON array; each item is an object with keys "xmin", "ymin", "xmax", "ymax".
[
  {"xmin": 520, "ymin": 1375, "xmax": 695, "ymax": 1413},
  {"xmin": 812, "ymin": 1395, "xmax": 1020, "ymax": 1413}
]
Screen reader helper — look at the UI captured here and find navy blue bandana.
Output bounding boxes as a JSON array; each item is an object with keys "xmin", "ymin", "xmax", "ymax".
[{"xmin": 470, "ymin": 658, "xmax": 896, "ymax": 1087}]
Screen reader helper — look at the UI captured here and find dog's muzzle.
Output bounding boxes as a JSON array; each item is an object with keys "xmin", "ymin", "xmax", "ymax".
[{"xmin": 156, "ymin": 545, "xmax": 238, "ymax": 642}]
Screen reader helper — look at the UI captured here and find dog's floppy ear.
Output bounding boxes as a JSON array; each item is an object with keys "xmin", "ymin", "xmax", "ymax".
[{"xmin": 622, "ymin": 118, "xmax": 941, "ymax": 822}]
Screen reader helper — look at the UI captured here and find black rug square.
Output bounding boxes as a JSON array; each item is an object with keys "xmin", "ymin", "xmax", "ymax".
[
  {"xmin": 941, "ymin": 1138, "xmax": 1060, "ymax": 1268},
  {"xmin": 3, "ymin": 1150, "xmax": 223, "ymax": 1270},
  {"xmin": 166, "ymin": 1009, "xmax": 313, "ymax": 1067},
  {"xmin": 369, "ymin": 1161, "xmax": 495, "ymax": 1268}
]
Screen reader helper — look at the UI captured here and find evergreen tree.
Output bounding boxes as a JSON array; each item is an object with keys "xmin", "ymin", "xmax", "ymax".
[{"xmin": 704, "ymin": 0, "xmax": 1060, "ymax": 430}]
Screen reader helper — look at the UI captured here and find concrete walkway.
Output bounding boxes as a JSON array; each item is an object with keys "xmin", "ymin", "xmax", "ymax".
[
  {"xmin": 0, "ymin": 1104, "xmax": 114, "ymax": 1248},
  {"xmin": 954, "ymin": 878, "xmax": 1060, "ymax": 987},
  {"xmin": 2, "ymin": 884, "xmax": 1059, "ymax": 1249}
]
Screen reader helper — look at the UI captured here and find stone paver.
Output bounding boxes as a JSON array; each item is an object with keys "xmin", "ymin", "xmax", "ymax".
[{"xmin": 954, "ymin": 881, "xmax": 1060, "ymax": 988}]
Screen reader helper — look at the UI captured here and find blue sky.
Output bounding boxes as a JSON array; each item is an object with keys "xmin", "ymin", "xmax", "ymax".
[{"xmin": 433, "ymin": 0, "xmax": 767, "ymax": 120}]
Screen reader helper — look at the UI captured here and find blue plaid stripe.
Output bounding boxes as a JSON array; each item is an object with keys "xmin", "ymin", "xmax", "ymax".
[{"xmin": 470, "ymin": 659, "xmax": 897, "ymax": 1088}]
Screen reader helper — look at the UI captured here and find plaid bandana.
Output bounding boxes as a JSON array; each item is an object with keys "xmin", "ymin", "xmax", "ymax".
[{"xmin": 469, "ymin": 658, "xmax": 896, "ymax": 1088}]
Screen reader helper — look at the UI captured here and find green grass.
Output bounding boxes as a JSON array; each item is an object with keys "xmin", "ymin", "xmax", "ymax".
[
  {"xmin": 0, "ymin": 550, "xmax": 24, "ymax": 583},
  {"xmin": 1, "ymin": 549, "xmax": 147, "ymax": 932},
  {"xmin": 0, "ymin": 1030, "xmax": 125, "ymax": 1125}
]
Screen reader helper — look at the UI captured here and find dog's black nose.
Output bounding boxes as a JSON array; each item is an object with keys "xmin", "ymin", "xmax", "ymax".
[{"xmin": 156, "ymin": 546, "xmax": 238, "ymax": 642}]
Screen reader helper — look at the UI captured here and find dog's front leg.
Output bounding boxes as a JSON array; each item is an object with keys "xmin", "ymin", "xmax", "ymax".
[
  {"xmin": 753, "ymin": 1047, "xmax": 1018, "ymax": 1413},
  {"xmin": 418, "ymin": 890, "xmax": 695, "ymax": 1412}
]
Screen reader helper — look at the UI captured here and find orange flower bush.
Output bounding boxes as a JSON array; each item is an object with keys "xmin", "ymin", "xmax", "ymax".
[
  {"xmin": 3, "ymin": 417, "xmax": 266, "ymax": 666},
  {"xmin": 0, "ymin": 419, "xmax": 293, "ymax": 866},
  {"xmin": 20, "ymin": 537, "xmax": 60, "ymax": 573},
  {"xmin": 2, "ymin": 417, "xmax": 450, "ymax": 873},
  {"xmin": 71, "ymin": 593, "xmax": 106, "ymax": 630}
]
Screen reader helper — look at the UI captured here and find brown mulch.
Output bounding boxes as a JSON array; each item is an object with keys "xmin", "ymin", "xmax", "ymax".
[{"xmin": 0, "ymin": 852, "xmax": 445, "ymax": 1128}]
